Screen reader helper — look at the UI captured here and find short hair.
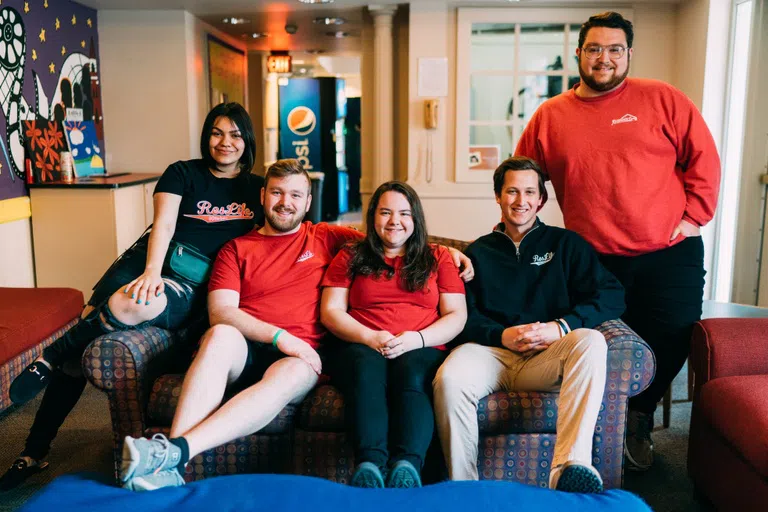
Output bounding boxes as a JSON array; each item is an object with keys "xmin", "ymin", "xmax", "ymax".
[
  {"xmin": 493, "ymin": 156, "xmax": 548, "ymax": 204},
  {"xmin": 264, "ymin": 158, "xmax": 311, "ymax": 193},
  {"xmin": 578, "ymin": 11, "xmax": 634, "ymax": 49},
  {"xmin": 200, "ymin": 102, "xmax": 256, "ymax": 175}
]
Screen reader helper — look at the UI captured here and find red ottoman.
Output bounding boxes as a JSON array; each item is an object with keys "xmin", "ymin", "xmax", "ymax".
[{"xmin": 0, "ymin": 287, "xmax": 84, "ymax": 413}]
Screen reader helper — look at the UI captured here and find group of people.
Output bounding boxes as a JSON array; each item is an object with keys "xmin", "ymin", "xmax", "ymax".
[{"xmin": 2, "ymin": 10, "xmax": 720, "ymax": 497}]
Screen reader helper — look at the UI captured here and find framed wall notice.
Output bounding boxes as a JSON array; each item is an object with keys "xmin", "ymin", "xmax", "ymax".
[{"xmin": 468, "ymin": 144, "xmax": 501, "ymax": 172}]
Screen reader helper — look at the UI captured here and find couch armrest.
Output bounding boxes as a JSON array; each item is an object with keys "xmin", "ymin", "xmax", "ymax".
[
  {"xmin": 691, "ymin": 318, "xmax": 768, "ymax": 393},
  {"xmin": 82, "ymin": 327, "xmax": 179, "ymax": 438},
  {"xmin": 596, "ymin": 319, "xmax": 654, "ymax": 397}
]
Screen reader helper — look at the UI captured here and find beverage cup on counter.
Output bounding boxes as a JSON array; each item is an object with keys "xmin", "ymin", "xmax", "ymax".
[{"xmin": 60, "ymin": 151, "xmax": 74, "ymax": 183}]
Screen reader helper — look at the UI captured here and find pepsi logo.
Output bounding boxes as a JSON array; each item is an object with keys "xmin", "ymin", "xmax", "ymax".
[{"xmin": 287, "ymin": 106, "xmax": 317, "ymax": 136}]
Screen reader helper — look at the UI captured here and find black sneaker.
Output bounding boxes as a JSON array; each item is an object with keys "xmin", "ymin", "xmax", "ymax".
[
  {"xmin": 9, "ymin": 361, "xmax": 53, "ymax": 405},
  {"xmin": 0, "ymin": 458, "xmax": 49, "ymax": 491}
]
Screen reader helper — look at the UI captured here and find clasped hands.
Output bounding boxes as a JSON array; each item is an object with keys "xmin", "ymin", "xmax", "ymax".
[
  {"xmin": 367, "ymin": 330, "xmax": 422, "ymax": 359},
  {"xmin": 501, "ymin": 322, "xmax": 561, "ymax": 354}
]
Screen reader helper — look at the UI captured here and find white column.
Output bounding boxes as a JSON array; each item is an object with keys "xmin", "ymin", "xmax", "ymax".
[{"xmin": 366, "ymin": 4, "xmax": 397, "ymax": 192}]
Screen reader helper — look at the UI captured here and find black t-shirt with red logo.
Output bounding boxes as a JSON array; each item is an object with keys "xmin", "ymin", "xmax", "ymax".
[{"xmin": 154, "ymin": 159, "xmax": 265, "ymax": 258}]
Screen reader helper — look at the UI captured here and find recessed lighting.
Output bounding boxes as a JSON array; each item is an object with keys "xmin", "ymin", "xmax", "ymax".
[
  {"xmin": 326, "ymin": 31, "xmax": 349, "ymax": 38},
  {"xmin": 314, "ymin": 17, "xmax": 345, "ymax": 25},
  {"xmin": 298, "ymin": 0, "xmax": 334, "ymax": 4},
  {"xmin": 299, "ymin": 68, "xmax": 307, "ymax": 74},
  {"xmin": 251, "ymin": 32, "xmax": 269, "ymax": 39},
  {"xmin": 223, "ymin": 17, "xmax": 250, "ymax": 25}
]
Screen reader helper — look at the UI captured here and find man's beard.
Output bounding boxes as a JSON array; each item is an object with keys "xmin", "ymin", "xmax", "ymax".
[
  {"xmin": 265, "ymin": 206, "xmax": 305, "ymax": 232},
  {"xmin": 578, "ymin": 54, "xmax": 630, "ymax": 93}
]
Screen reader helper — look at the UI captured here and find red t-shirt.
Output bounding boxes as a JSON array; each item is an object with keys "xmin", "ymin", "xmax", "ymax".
[
  {"xmin": 208, "ymin": 222, "xmax": 363, "ymax": 348},
  {"xmin": 321, "ymin": 245, "xmax": 466, "ymax": 350}
]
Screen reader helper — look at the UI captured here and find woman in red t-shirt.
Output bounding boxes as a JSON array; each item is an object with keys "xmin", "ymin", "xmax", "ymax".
[{"xmin": 321, "ymin": 181, "xmax": 467, "ymax": 488}]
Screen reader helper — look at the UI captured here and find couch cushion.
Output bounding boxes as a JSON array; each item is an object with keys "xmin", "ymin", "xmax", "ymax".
[
  {"xmin": 298, "ymin": 385, "xmax": 346, "ymax": 431},
  {"xmin": 0, "ymin": 287, "xmax": 84, "ymax": 365},
  {"xmin": 479, "ymin": 391, "xmax": 558, "ymax": 435},
  {"xmin": 147, "ymin": 374, "xmax": 296, "ymax": 434},
  {"xmin": 699, "ymin": 375, "xmax": 768, "ymax": 478}
]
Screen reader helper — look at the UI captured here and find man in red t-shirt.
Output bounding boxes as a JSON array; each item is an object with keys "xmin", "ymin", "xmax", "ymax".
[
  {"xmin": 117, "ymin": 159, "xmax": 362, "ymax": 490},
  {"xmin": 515, "ymin": 12, "xmax": 721, "ymax": 471},
  {"xmin": 117, "ymin": 160, "xmax": 473, "ymax": 491}
]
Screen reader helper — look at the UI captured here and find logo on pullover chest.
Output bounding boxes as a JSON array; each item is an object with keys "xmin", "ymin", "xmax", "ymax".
[
  {"xmin": 611, "ymin": 113, "xmax": 638, "ymax": 126},
  {"xmin": 184, "ymin": 201, "xmax": 255, "ymax": 223},
  {"xmin": 531, "ymin": 252, "xmax": 554, "ymax": 266},
  {"xmin": 296, "ymin": 250, "xmax": 314, "ymax": 263}
]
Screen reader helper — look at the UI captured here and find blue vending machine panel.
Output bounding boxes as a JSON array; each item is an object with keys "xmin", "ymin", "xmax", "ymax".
[{"xmin": 278, "ymin": 79, "xmax": 322, "ymax": 173}]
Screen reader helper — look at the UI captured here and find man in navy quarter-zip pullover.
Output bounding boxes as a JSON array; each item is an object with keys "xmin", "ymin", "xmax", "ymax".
[{"xmin": 433, "ymin": 156, "xmax": 625, "ymax": 494}]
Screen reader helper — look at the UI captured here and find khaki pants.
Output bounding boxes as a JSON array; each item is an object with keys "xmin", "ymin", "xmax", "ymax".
[{"xmin": 432, "ymin": 328, "xmax": 607, "ymax": 482}]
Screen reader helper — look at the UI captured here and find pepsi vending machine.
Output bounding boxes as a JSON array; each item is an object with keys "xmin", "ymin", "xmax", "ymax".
[{"xmin": 278, "ymin": 77, "xmax": 347, "ymax": 222}]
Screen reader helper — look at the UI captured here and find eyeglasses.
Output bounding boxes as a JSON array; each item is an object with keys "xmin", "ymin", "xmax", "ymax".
[{"xmin": 581, "ymin": 44, "xmax": 628, "ymax": 60}]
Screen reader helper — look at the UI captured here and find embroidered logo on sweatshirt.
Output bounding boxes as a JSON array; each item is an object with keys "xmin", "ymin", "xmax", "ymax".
[
  {"xmin": 184, "ymin": 201, "xmax": 255, "ymax": 223},
  {"xmin": 296, "ymin": 250, "xmax": 314, "ymax": 263},
  {"xmin": 531, "ymin": 252, "xmax": 554, "ymax": 266},
  {"xmin": 611, "ymin": 114, "xmax": 638, "ymax": 126}
]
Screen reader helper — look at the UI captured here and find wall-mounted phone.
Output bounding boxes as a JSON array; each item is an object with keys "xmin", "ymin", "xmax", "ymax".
[{"xmin": 424, "ymin": 99, "xmax": 439, "ymax": 129}]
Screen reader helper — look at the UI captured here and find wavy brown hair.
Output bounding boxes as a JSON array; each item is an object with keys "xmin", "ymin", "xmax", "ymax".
[{"xmin": 347, "ymin": 181, "xmax": 436, "ymax": 292}]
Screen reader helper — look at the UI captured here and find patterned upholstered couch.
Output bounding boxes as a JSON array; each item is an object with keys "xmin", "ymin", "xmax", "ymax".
[{"xmin": 81, "ymin": 236, "xmax": 654, "ymax": 490}]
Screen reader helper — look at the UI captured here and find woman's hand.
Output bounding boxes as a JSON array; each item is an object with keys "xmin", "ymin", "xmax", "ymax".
[
  {"xmin": 124, "ymin": 271, "xmax": 164, "ymax": 306},
  {"xmin": 380, "ymin": 331, "xmax": 421, "ymax": 359},
  {"xmin": 366, "ymin": 330, "xmax": 395, "ymax": 352}
]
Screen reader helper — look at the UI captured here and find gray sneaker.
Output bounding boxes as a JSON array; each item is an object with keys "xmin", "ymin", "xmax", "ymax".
[
  {"xmin": 624, "ymin": 409, "xmax": 654, "ymax": 471},
  {"xmin": 120, "ymin": 434, "xmax": 183, "ymax": 482},
  {"xmin": 123, "ymin": 467, "xmax": 185, "ymax": 492}
]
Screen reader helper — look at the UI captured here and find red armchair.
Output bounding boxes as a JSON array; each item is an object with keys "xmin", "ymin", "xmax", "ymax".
[{"xmin": 688, "ymin": 318, "xmax": 768, "ymax": 510}]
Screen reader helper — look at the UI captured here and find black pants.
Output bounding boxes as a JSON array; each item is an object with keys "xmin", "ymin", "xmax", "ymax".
[
  {"xmin": 26, "ymin": 236, "xmax": 205, "ymax": 460},
  {"xmin": 327, "ymin": 343, "xmax": 447, "ymax": 472},
  {"xmin": 599, "ymin": 236, "xmax": 705, "ymax": 414}
]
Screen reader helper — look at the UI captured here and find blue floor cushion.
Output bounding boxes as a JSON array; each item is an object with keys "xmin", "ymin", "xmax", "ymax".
[{"xmin": 21, "ymin": 473, "xmax": 651, "ymax": 512}]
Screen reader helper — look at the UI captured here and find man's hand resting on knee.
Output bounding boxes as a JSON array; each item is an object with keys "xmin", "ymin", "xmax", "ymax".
[{"xmin": 275, "ymin": 332, "xmax": 322, "ymax": 375}]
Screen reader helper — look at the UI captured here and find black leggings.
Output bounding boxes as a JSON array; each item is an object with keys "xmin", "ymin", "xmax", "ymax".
[
  {"xmin": 327, "ymin": 343, "xmax": 446, "ymax": 472},
  {"xmin": 600, "ymin": 236, "xmax": 705, "ymax": 415},
  {"xmin": 42, "ymin": 236, "xmax": 205, "ymax": 367},
  {"xmin": 24, "ymin": 238, "xmax": 206, "ymax": 460}
]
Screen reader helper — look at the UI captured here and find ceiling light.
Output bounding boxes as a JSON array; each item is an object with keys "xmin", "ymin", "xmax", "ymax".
[
  {"xmin": 298, "ymin": 0, "xmax": 334, "ymax": 4},
  {"xmin": 251, "ymin": 32, "xmax": 269, "ymax": 39},
  {"xmin": 326, "ymin": 31, "xmax": 349, "ymax": 38},
  {"xmin": 314, "ymin": 17, "xmax": 345, "ymax": 25},
  {"xmin": 223, "ymin": 17, "xmax": 249, "ymax": 25}
]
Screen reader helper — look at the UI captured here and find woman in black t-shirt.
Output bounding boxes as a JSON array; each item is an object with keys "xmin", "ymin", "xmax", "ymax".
[{"xmin": 1, "ymin": 103, "xmax": 265, "ymax": 490}]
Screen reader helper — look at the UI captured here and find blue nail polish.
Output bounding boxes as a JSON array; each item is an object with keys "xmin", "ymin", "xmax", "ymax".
[
  {"xmin": 145, "ymin": 301, "xmax": 150, "ymax": 306},
  {"xmin": 136, "ymin": 300, "xmax": 142, "ymax": 305},
  {"xmin": 131, "ymin": 294, "xmax": 135, "ymax": 299},
  {"xmin": 124, "ymin": 288, "xmax": 129, "ymax": 294},
  {"xmin": 156, "ymin": 290, "xmax": 161, "ymax": 296}
]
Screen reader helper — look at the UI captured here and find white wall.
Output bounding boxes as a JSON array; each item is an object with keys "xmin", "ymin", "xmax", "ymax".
[{"xmin": 0, "ymin": 219, "xmax": 35, "ymax": 287}]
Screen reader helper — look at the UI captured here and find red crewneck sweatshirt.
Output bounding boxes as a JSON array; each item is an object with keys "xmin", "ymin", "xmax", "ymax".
[{"xmin": 515, "ymin": 78, "xmax": 721, "ymax": 256}]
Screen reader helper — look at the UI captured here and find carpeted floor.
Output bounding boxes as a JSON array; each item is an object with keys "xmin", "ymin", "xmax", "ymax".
[{"xmin": 0, "ymin": 366, "xmax": 706, "ymax": 511}]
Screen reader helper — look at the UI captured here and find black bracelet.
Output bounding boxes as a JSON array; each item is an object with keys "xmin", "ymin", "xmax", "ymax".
[{"xmin": 418, "ymin": 331, "xmax": 425, "ymax": 348}]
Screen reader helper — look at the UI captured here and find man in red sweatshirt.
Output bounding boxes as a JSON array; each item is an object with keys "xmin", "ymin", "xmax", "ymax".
[{"xmin": 515, "ymin": 11, "xmax": 721, "ymax": 471}]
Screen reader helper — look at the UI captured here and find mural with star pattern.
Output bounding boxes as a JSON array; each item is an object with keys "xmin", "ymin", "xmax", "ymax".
[{"xmin": 0, "ymin": 0, "xmax": 103, "ymax": 201}]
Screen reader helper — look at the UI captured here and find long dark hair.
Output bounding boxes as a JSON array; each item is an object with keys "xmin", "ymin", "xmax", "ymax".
[
  {"xmin": 200, "ymin": 102, "xmax": 256, "ymax": 176},
  {"xmin": 348, "ymin": 181, "xmax": 436, "ymax": 292}
]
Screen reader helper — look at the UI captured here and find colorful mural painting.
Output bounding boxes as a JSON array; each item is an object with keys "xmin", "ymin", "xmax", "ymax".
[{"xmin": 0, "ymin": 0, "xmax": 103, "ymax": 201}]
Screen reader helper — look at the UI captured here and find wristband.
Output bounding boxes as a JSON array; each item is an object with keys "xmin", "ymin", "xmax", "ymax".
[
  {"xmin": 555, "ymin": 319, "xmax": 569, "ymax": 336},
  {"xmin": 272, "ymin": 329, "xmax": 285, "ymax": 347},
  {"xmin": 418, "ymin": 331, "xmax": 425, "ymax": 348}
]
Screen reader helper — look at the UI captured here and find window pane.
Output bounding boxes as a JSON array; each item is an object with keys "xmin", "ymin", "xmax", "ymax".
[
  {"xmin": 519, "ymin": 24, "xmax": 565, "ymax": 72},
  {"xmin": 470, "ymin": 75, "xmax": 516, "ymax": 121},
  {"xmin": 567, "ymin": 27, "xmax": 580, "ymax": 73},
  {"xmin": 470, "ymin": 125, "xmax": 516, "ymax": 160},
  {"xmin": 518, "ymin": 75, "xmax": 551, "ymax": 122},
  {"xmin": 471, "ymin": 23, "xmax": 515, "ymax": 71}
]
